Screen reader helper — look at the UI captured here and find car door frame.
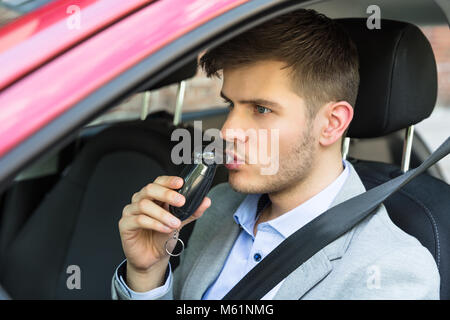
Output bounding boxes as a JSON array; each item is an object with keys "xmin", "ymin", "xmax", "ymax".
[{"xmin": 0, "ymin": 0, "xmax": 315, "ymax": 193}]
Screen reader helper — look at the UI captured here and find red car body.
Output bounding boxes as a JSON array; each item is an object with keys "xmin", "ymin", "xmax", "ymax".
[{"xmin": 0, "ymin": 0, "xmax": 247, "ymax": 159}]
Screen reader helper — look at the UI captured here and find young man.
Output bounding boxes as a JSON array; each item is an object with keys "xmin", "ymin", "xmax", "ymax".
[{"xmin": 112, "ymin": 9, "xmax": 440, "ymax": 299}]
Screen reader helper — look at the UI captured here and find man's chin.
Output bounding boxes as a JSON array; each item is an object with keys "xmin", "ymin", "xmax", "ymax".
[{"xmin": 227, "ymin": 169, "xmax": 266, "ymax": 194}]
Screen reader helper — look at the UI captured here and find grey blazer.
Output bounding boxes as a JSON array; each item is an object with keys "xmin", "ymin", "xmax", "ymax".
[{"xmin": 112, "ymin": 162, "xmax": 440, "ymax": 300}]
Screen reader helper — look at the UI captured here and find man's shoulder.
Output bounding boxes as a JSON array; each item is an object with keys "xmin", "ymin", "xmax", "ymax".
[
  {"xmin": 320, "ymin": 205, "xmax": 440, "ymax": 299},
  {"xmin": 336, "ymin": 162, "xmax": 439, "ymax": 284},
  {"xmin": 348, "ymin": 204, "xmax": 435, "ymax": 263}
]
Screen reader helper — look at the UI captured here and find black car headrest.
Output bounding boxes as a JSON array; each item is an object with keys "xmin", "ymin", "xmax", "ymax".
[
  {"xmin": 336, "ymin": 18, "xmax": 438, "ymax": 138},
  {"xmin": 137, "ymin": 59, "xmax": 198, "ymax": 92}
]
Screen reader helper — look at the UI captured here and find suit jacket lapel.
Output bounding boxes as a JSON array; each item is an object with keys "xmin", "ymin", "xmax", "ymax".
[
  {"xmin": 181, "ymin": 192, "xmax": 245, "ymax": 299},
  {"xmin": 274, "ymin": 162, "xmax": 367, "ymax": 299}
]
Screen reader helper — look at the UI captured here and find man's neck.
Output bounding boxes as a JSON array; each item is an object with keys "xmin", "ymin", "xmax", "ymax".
[{"xmin": 264, "ymin": 156, "xmax": 344, "ymax": 222}]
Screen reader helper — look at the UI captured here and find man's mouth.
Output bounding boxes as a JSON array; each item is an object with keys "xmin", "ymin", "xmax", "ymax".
[{"xmin": 224, "ymin": 150, "xmax": 244, "ymax": 169}]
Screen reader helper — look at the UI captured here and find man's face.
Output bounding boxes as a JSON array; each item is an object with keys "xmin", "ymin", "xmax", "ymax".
[{"xmin": 220, "ymin": 60, "xmax": 319, "ymax": 194}]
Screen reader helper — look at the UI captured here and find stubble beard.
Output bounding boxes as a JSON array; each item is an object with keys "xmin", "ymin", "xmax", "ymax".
[{"xmin": 228, "ymin": 122, "xmax": 317, "ymax": 195}]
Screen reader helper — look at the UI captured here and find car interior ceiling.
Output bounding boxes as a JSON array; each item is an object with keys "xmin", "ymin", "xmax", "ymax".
[
  {"xmin": 0, "ymin": 14, "xmax": 449, "ymax": 299},
  {"xmin": 306, "ymin": 0, "xmax": 449, "ymax": 26}
]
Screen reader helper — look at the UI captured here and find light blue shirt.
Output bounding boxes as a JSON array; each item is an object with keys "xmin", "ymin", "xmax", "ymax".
[{"xmin": 115, "ymin": 160, "xmax": 350, "ymax": 299}]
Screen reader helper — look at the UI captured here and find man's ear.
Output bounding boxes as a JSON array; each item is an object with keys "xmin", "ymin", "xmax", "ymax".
[{"xmin": 318, "ymin": 101, "xmax": 354, "ymax": 147}]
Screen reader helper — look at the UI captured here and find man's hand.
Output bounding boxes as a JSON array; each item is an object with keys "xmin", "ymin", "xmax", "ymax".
[{"xmin": 118, "ymin": 175, "xmax": 211, "ymax": 292}]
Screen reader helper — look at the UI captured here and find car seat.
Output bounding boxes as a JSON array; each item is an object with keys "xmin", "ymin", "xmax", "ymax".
[{"xmin": 337, "ymin": 18, "xmax": 450, "ymax": 299}]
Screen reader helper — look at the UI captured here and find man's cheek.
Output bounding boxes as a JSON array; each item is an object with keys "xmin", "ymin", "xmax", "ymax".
[
  {"xmin": 259, "ymin": 129, "xmax": 280, "ymax": 175},
  {"xmin": 245, "ymin": 139, "xmax": 257, "ymax": 165},
  {"xmin": 244, "ymin": 128, "xmax": 276, "ymax": 163}
]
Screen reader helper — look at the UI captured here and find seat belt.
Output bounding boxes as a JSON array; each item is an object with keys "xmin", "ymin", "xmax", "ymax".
[{"xmin": 223, "ymin": 136, "xmax": 450, "ymax": 300}]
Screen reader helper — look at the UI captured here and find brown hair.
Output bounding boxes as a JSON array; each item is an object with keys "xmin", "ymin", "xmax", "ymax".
[{"xmin": 199, "ymin": 9, "xmax": 359, "ymax": 118}]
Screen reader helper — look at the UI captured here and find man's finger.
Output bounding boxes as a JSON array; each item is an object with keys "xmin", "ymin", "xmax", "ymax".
[
  {"xmin": 132, "ymin": 183, "xmax": 185, "ymax": 207},
  {"xmin": 181, "ymin": 197, "xmax": 212, "ymax": 228}
]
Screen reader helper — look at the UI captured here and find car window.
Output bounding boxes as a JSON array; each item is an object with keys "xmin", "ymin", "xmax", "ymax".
[
  {"xmin": 304, "ymin": 0, "xmax": 450, "ymax": 182},
  {"xmin": 87, "ymin": 67, "xmax": 226, "ymax": 126},
  {"xmin": 415, "ymin": 24, "xmax": 450, "ymax": 182},
  {"xmin": 347, "ymin": 23, "xmax": 450, "ymax": 183},
  {"xmin": 0, "ymin": 0, "xmax": 55, "ymax": 27}
]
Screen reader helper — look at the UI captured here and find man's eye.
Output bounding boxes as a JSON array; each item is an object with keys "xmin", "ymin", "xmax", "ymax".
[
  {"xmin": 222, "ymin": 98, "xmax": 234, "ymax": 109},
  {"xmin": 255, "ymin": 105, "xmax": 272, "ymax": 114}
]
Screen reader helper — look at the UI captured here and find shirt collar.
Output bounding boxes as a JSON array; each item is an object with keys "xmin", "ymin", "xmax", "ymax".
[
  {"xmin": 233, "ymin": 193, "xmax": 263, "ymax": 239},
  {"xmin": 233, "ymin": 159, "xmax": 351, "ymax": 239}
]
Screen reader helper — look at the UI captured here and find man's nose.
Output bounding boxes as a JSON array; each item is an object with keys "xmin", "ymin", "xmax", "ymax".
[{"xmin": 220, "ymin": 108, "xmax": 248, "ymax": 143}]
